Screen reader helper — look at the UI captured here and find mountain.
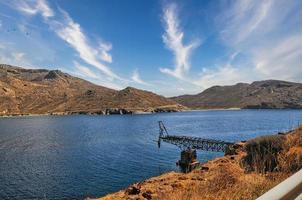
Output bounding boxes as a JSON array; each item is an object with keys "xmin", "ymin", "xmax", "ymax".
[
  {"xmin": 0, "ymin": 64, "xmax": 184, "ymax": 116},
  {"xmin": 171, "ymin": 80, "xmax": 302, "ymax": 109}
]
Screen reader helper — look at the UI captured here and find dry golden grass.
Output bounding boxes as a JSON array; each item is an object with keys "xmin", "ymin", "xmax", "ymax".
[
  {"xmin": 278, "ymin": 127, "xmax": 302, "ymax": 173},
  {"xmin": 91, "ymin": 126, "xmax": 302, "ymax": 200}
]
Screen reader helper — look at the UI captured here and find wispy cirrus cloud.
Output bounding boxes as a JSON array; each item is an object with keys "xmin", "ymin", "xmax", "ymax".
[
  {"xmin": 61, "ymin": 62, "xmax": 123, "ymax": 90},
  {"xmin": 160, "ymin": 3, "xmax": 200, "ymax": 80},
  {"xmin": 194, "ymin": 0, "xmax": 302, "ymax": 90},
  {"xmin": 131, "ymin": 69, "xmax": 151, "ymax": 86},
  {"xmin": 194, "ymin": 64, "xmax": 253, "ymax": 89},
  {"xmin": 14, "ymin": 0, "xmax": 54, "ymax": 19},
  {"xmin": 4, "ymin": 0, "xmax": 302, "ymax": 96},
  {"xmin": 0, "ymin": 45, "xmax": 33, "ymax": 68},
  {"xmin": 218, "ymin": 0, "xmax": 273, "ymax": 46},
  {"xmin": 254, "ymin": 34, "xmax": 302, "ymax": 80},
  {"xmin": 73, "ymin": 61, "xmax": 98, "ymax": 79},
  {"xmin": 52, "ymin": 9, "xmax": 119, "ymax": 80},
  {"xmin": 12, "ymin": 0, "xmax": 120, "ymax": 81},
  {"xmin": 98, "ymin": 42, "xmax": 112, "ymax": 63}
]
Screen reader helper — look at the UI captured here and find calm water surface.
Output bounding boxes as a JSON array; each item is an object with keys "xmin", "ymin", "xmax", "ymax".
[{"xmin": 1, "ymin": 110, "xmax": 302, "ymax": 199}]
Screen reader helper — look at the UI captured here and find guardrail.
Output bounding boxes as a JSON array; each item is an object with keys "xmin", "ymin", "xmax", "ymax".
[{"xmin": 256, "ymin": 169, "xmax": 302, "ymax": 200}]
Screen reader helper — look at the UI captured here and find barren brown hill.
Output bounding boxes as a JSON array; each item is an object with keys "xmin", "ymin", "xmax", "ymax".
[
  {"xmin": 0, "ymin": 64, "xmax": 184, "ymax": 116},
  {"xmin": 92, "ymin": 126, "xmax": 302, "ymax": 200},
  {"xmin": 171, "ymin": 80, "xmax": 302, "ymax": 109}
]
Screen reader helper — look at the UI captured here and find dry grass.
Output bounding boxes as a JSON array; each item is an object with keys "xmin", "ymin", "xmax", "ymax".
[
  {"xmin": 278, "ymin": 127, "xmax": 302, "ymax": 173},
  {"xmin": 93, "ymin": 126, "xmax": 302, "ymax": 200},
  {"xmin": 241, "ymin": 135, "xmax": 284, "ymax": 173}
]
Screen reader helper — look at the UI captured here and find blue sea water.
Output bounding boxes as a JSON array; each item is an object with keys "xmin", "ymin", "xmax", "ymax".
[{"xmin": 1, "ymin": 110, "xmax": 302, "ymax": 199}]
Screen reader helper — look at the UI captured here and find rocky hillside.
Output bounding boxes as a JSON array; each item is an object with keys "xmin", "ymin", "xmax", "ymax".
[
  {"xmin": 0, "ymin": 64, "xmax": 184, "ymax": 116},
  {"xmin": 172, "ymin": 80, "xmax": 302, "ymax": 109}
]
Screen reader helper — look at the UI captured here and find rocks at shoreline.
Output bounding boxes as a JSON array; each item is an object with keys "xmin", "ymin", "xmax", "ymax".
[{"xmin": 0, "ymin": 106, "xmax": 182, "ymax": 117}]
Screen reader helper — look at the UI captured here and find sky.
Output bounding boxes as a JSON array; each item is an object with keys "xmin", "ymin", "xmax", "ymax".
[{"xmin": 0, "ymin": 0, "xmax": 302, "ymax": 97}]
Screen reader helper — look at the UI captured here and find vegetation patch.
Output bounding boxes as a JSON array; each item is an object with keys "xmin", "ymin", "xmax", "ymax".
[{"xmin": 241, "ymin": 135, "xmax": 284, "ymax": 173}]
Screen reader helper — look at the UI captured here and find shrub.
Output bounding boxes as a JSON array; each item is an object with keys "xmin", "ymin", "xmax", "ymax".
[{"xmin": 241, "ymin": 135, "xmax": 284, "ymax": 173}]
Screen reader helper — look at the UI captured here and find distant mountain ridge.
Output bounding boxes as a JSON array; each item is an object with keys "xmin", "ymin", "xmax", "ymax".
[
  {"xmin": 0, "ymin": 64, "xmax": 184, "ymax": 116},
  {"xmin": 171, "ymin": 80, "xmax": 302, "ymax": 109}
]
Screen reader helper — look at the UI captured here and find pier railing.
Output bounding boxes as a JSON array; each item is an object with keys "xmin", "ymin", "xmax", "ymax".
[{"xmin": 158, "ymin": 121, "xmax": 233, "ymax": 152}]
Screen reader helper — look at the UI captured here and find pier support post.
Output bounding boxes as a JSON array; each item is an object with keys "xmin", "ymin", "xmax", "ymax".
[{"xmin": 177, "ymin": 149, "xmax": 200, "ymax": 173}]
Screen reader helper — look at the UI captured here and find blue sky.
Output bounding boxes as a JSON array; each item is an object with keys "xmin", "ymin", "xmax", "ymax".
[{"xmin": 0, "ymin": 0, "xmax": 302, "ymax": 96}]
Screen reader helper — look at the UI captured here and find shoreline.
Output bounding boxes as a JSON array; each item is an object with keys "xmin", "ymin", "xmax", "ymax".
[
  {"xmin": 0, "ymin": 109, "xmax": 178, "ymax": 118},
  {"xmin": 0, "ymin": 112, "xmax": 152, "ymax": 118},
  {"xmin": 3, "ymin": 107, "xmax": 302, "ymax": 118},
  {"xmin": 185, "ymin": 107, "xmax": 242, "ymax": 111},
  {"xmin": 2, "ymin": 107, "xmax": 302, "ymax": 118}
]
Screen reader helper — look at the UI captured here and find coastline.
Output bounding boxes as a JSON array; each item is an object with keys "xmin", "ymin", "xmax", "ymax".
[
  {"xmin": 0, "ymin": 108, "xmax": 180, "ymax": 118},
  {"xmin": 0, "ymin": 112, "xmax": 153, "ymax": 118},
  {"xmin": 2, "ymin": 107, "xmax": 302, "ymax": 118},
  {"xmin": 90, "ymin": 126, "xmax": 302, "ymax": 200},
  {"xmin": 185, "ymin": 107, "xmax": 242, "ymax": 112}
]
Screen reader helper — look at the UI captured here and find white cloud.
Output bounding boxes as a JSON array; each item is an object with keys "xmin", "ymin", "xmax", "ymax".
[
  {"xmin": 230, "ymin": 51, "xmax": 239, "ymax": 61},
  {"xmin": 61, "ymin": 65, "xmax": 124, "ymax": 90},
  {"xmin": 52, "ymin": 10, "xmax": 119, "ymax": 80},
  {"xmin": 74, "ymin": 61, "xmax": 98, "ymax": 79},
  {"xmin": 14, "ymin": 0, "xmax": 54, "ymax": 19},
  {"xmin": 177, "ymin": 87, "xmax": 185, "ymax": 91},
  {"xmin": 36, "ymin": 0, "xmax": 54, "ymax": 18},
  {"xmin": 160, "ymin": 3, "xmax": 200, "ymax": 79},
  {"xmin": 131, "ymin": 69, "xmax": 150, "ymax": 86},
  {"xmin": 217, "ymin": 0, "xmax": 302, "ymax": 50},
  {"xmin": 218, "ymin": 0, "xmax": 273, "ymax": 46},
  {"xmin": 254, "ymin": 34, "xmax": 302, "ymax": 80},
  {"xmin": 93, "ymin": 79, "xmax": 124, "ymax": 90},
  {"xmin": 12, "ymin": 52, "xmax": 26, "ymax": 62},
  {"xmin": 192, "ymin": 0, "xmax": 302, "ymax": 91},
  {"xmin": 159, "ymin": 0, "xmax": 302, "ymax": 94},
  {"xmin": 12, "ymin": 0, "xmax": 120, "ymax": 81},
  {"xmin": 8, "ymin": 0, "xmax": 302, "ymax": 96},
  {"xmin": 194, "ymin": 65, "xmax": 254, "ymax": 89},
  {"xmin": 98, "ymin": 42, "xmax": 112, "ymax": 63},
  {"xmin": 150, "ymin": 79, "xmax": 201, "ymax": 97},
  {"xmin": 0, "ymin": 47, "xmax": 33, "ymax": 67}
]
